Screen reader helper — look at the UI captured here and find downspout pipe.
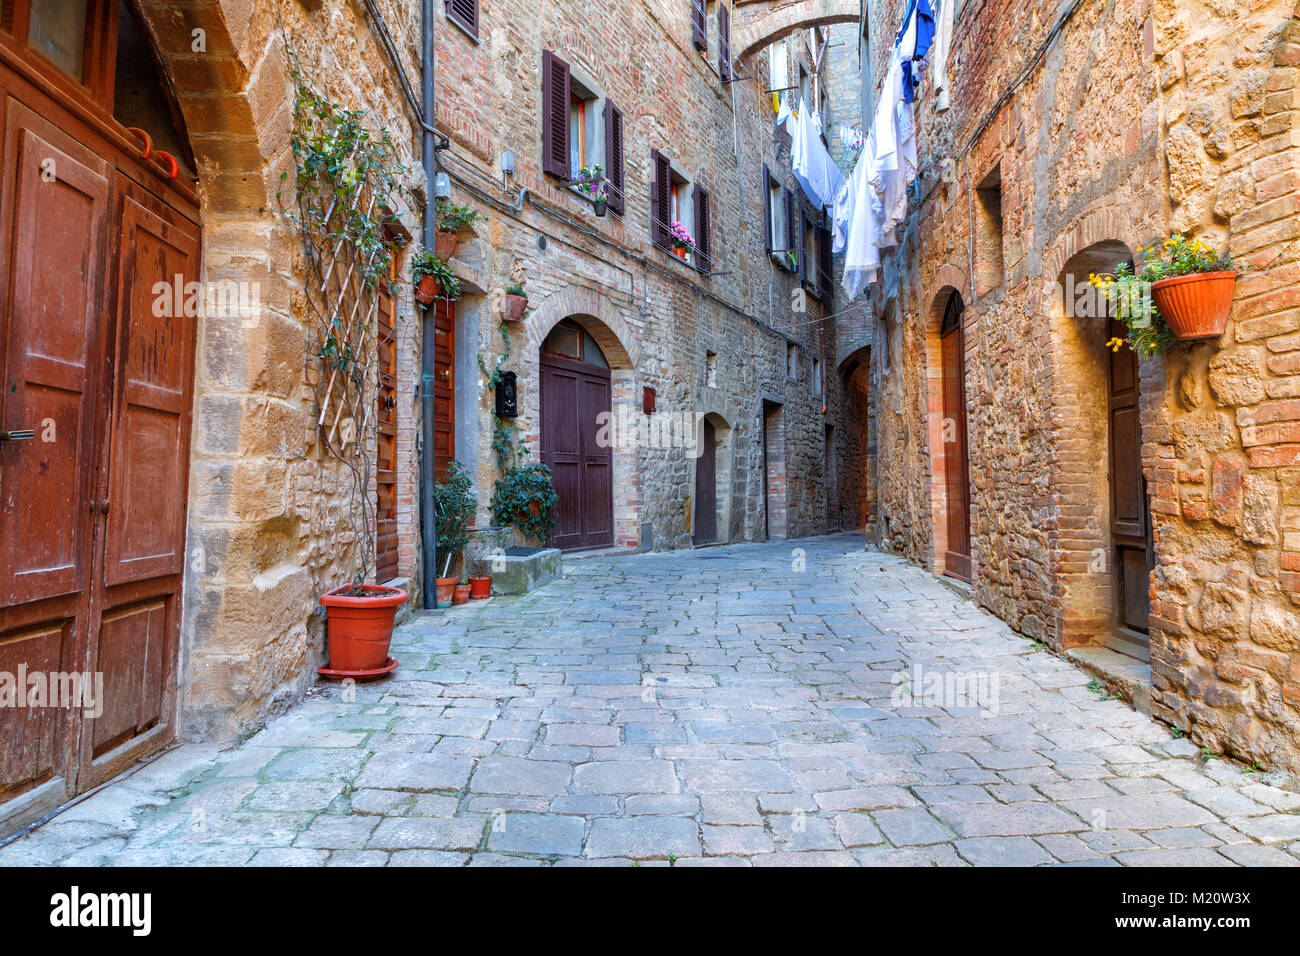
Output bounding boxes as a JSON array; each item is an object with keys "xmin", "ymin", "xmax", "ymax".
[{"xmin": 420, "ymin": 0, "xmax": 438, "ymax": 607}]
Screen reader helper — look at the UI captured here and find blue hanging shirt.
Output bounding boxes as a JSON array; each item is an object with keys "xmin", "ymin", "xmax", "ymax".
[{"xmin": 894, "ymin": 0, "xmax": 936, "ymax": 104}]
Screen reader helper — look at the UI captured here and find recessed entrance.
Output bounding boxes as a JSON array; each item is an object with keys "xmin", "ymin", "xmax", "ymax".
[
  {"xmin": 540, "ymin": 320, "xmax": 614, "ymax": 551},
  {"xmin": 940, "ymin": 292, "xmax": 971, "ymax": 582},
  {"xmin": 0, "ymin": 0, "xmax": 200, "ymax": 829}
]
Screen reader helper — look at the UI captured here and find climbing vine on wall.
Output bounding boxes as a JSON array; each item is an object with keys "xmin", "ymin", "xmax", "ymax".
[
  {"xmin": 478, "ymin": 319, "xmax": 526, "ymax": 472},
  {"xmin": 278, "ymin": 56, "xmax": 413, "ymax": 586}
]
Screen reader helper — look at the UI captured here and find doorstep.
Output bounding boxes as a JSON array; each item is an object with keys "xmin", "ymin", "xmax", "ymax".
[
  {"xmin": 562, "ymin": 546, "xmax": 640, "ymax": 561},
  {"xmin": 1066, "ymin": 645, "xmax": 1153, "ymax": 714}
]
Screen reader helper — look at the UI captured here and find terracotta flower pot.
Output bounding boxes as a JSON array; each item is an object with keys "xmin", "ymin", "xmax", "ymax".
[
  {"xmin": 320, "ymin": 584, "xmax": 407, "ymax": 674},
  {"xmin": 469, "ymin": 576, "xmax": 492, "ymax": 599},
  {"xmin": 504, "ymin": 293, "xmax": 528, "ymax": 322},
  {"xmin": 1150, "ymin": 271, "xmax": 1237, "ymax": 340},
  {"xmin": 415, "ymin": 274, "xmax": 440, "ymax": 307},
  {"xmin": 434, "ymin": 230, "xmax": 458, "ymax": 259},
  {"xmin": 453, "ymin": 583, "xmax": 471, "ymax": 605},
  {"xmin": 435, "ymin": 576, "xmax": 457, "ymax": 608},
  {"xmin": 672, "ymin": 246, "xmax": 689, "ymax": 259}
]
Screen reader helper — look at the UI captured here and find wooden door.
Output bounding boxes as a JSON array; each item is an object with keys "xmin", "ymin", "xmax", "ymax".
[
  {"xmin": 941, "ymin": 293, "xmax": 971, "ymax": 583},
  {"xmin": 540, "ymin": 350, "xmax": 613, "ymax": 551},
  {"xmin": 0, "ymin": 105, "xmax": 110, "ymax": 811},
  {"xmin": 693, "ymin": 418, "xmax": 717, "ymax": 544},
  {"xmin": 432, "ymin": 298, "xmax": 454, "ymax": 483},
  {"xmin": 1108, "ymin": 315, "xmax": 1151, "ymax": 653},
  {"xmin": 375, "ymin": 283, "xmax": 398, "ymax": 582},
  {"xmin": 0, "ymin": 31, "xmax": 201, "ymax": 823}
]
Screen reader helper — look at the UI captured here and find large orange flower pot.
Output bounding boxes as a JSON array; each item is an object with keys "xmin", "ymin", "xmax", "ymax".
[
  {"xmin": 434, "ymin": 230, "xmax": 458, "ymax": 259},
  {"xmin": 320, "ymin": 584, "xmax": 406, "ymax": 674},
  {"xmin": 435, "ymin": 576, "xmax": 457, "ymax": 608},
  {"xmin": 1150, "ymin": 270, "xmax": 1237, "ymax": 340}
]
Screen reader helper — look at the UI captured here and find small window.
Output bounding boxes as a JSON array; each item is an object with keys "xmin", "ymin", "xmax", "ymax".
[
  {"xmin": 568, "ymin": 76, "xmax": 603, "ymax": 181},
  {"xmin": 446, "ymin": 0, "xmax": 478, "ymax": 40},
  {"xmin": 768, "ymin": 40, "xmax": 789, "ymax": 107},
  {"xmin": 786, "ymin": 343, "xmax": 798, "ymax": 380},
  {"xmin": 976, "ymin": 164, "xmax": 1005, "ymax": 294},
  {"xmin": 705, "ymin": 350, "xmax": 717, "ymax": 388},
  {"xmin": 28, "ymin": 0, "xmax": 89, "ymax": 80},
  {"xmin": 812, "ymin": 357, "xmax": 822, "ymax": 395},
  {"xmin": 768, "ymin": 177, "xmax": 786, "ymax": 257}
]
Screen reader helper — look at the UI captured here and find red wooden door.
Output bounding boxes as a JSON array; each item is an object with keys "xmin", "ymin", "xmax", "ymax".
[
  {"xmin": 375, "ymin": 282, "xmax": 398, "ymax": 582},
  {"xmin": 540, "ymin": 350, "xmax": 613, "ymax": 551},
  {"xmin": 693, "ymin": 418, "xmax": 717, "ymax": 544},
  {"xmin": 941, "ymin": 293, "xmax": 971, "ymax": 583},
  {"xmin": 432, "ymin": 299, "xmax": 454, "ymax": 483},
  {"xmin": 1108, "ymin": 315, "xmax": 1151, "ymax": 654},
  {"xmin": 0, "ymin": 40, "xmax": 200, "ymax": 823}
]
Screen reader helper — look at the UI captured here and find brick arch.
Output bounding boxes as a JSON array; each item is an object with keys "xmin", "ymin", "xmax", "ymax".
[
  {"xmin": 734, "ymin": 0, "xmax": 861, "ymax": 63},
  {"xmin": 520, "ymin": 285, "xmax": 642, "ymax": 547},
  {"xmin": 920, "ymin": 272, "xmax": 969, "ymax": 577},
  {"xmin": 1039, "ymin": 205, "xmax": 1142, "ymax": 316}
]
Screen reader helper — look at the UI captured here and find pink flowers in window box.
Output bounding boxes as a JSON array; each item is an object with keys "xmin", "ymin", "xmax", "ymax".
[{"xmin": 669, "ymin": 220, "xmax": 696, "ymax": 251}]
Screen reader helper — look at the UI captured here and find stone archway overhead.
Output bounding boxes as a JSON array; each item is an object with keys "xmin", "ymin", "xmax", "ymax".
[
  {"xmin": 523, "ymin": 285, "xmax": 641, "ymax": 369},
  {"xmin": 734, "ymin": 0, "xmax": 862, "ymax": 63}
]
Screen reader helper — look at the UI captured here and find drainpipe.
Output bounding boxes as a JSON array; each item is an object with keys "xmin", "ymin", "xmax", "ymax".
[{"xmin": 419, "ymin": 0, "xmax": 438, "ymax": 607}]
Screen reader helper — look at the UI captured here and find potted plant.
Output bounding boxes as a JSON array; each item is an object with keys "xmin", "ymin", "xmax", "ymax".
[
  {"xmin": 285, "ymin": 74, "xmax": 411, "ymax": 679},
  {"xmin": 1090, "ymin": 235, "xmax": 1240, "ymax": 354},
  {"xmin": 468, "ymin": 574, "xmax": 492, "ymax": 599},
  {"xmin": 412, "ymin": 248, "xmax": 462, "ymax": 307},
  {"xmin": 503, "ymin": 282, "xmax": 528, "ymax": 321},
  {"xmin": 434, "ymin": 199, "xmax": 482, "ymax": 257},
  {"xmin": 490, "ymin": 462, "xmax": 559, "ymax": 545},
  {"xmin": 434, "ymin": 460, "xmax": 476, "ymax": 608},
  {"xmin": 453, "ymin": 582, "xmax": 471, "ymax": 604},
  {"xmin": 669, "ymin": 220, "xmax": 695, "ymax": 260},
  {"xmin": 575, "ymin": 164, "xmax": 608, "ymax": 216}
]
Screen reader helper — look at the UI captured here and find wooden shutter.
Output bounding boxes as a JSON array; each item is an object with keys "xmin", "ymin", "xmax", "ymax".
[
  {"xmin": 785, "ymin": 189, "xmax": 798, "ymax": 269},
  {"xmin": 694, "ymin": 185, "xmax": 711, "ymax": 275},
  {"xmin": 692, "ymin": 0, "xmax": 707, "ymax": 50},
  {"xmin": 718, "ymin": 3, "xmax": 731, "ymax": 80},
  {"xmin": 799, "ymin": 212, "xmax": 811, "ymax": 284},
  {"xmin": 604, "ymin": 99, "xmax": 625, "ymax": 215},
  {"xmin": 650, "ymin": 149, "xmax": 671, "ymax": 247},
  {"xmin": 818, "ymin": 224, "xmax": 833, "ymax": 301},
  {"xmin": 542, "ymin": 50, "xmax": 571, "ymax": 179},
  {"xmin": 446, "ymin": 0, "xmax": 478, "ymax": 38},
  {"xmin": 376, "ymin": 277, "xmax": 399, "ymax": 583},
  {"xmin": 762, "ymin": 164, "xmax": 773, "ymax": 253}
]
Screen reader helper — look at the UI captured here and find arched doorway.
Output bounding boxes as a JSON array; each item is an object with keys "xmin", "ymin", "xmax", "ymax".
[
  {"xmin": 1052, "ymin": 240, "xmax": 1152, "ymax": 659},
  {"xmin": 939, "ymin": 291, "xmax": 971, "ymax": 582},
  {"xmin": 540, "ymin": 319, "xmax": 614, "ymax": 551},
  {"xmin": 0, "ymin": 1, "xmax": 201, "ymax": 828}
]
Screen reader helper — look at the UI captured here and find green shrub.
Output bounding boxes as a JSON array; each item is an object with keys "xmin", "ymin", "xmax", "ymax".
[
  {"xmin": 433, "ymin": 461, "xmax": 476, "ymax": 578},
  {"xmin": 490, "ymin": 463, "xmax": 558, "ymax": 543}
]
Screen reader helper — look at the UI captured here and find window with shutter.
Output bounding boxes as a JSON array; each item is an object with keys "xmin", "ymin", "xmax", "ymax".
[
  {"xmin": 762, "ymin": 164, "xmax": 773, "ymax": 254},
  {"xmin": 446, "ymin": 0, "xmax": 478, "ymax": 39},
  {"xmin": 691, "ymin": 0, "xmax": 707, "ymax": 50},
  {"xmin": 818, "ymin": 224, "xmax": 833, "ymax": 301},
  {"xmin": 785, "ymin": 189, "xmax": 798, "ymax": 271},
  {"xmin": 650, "ymin": 149, "xmax": 672, "ymax": 247},
  {"xmin": 604, "ymin": 99, "xmax": 625, "ymax": 215},
  {"xmin": 718, "ymin": 3, "xmax": 731, "ymax": 80},
  {"xmin": 541, "ymin": 50, "xmax": 571, "ymax": 179},
  {"xmin": 694, "ymin": 185, "xmax": 711, "ymax": 275},
  {"xmin": 799, "ymin": 212, "xmax": 811, "ymax": 285}
]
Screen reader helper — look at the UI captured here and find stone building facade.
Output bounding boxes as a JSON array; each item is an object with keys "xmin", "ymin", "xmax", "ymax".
[
  {"xmin": 432, "ymin": 1, "xmax": 848, "ymax": 553},
  {"xmin": 852, "ymin": 0, "xmax": 1300, "ymax": 772}
]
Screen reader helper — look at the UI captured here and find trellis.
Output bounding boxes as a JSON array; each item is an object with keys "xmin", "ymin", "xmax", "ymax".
[{"xmin": 283, "ymin": 70, "xmax": 412, "ymax": 586}]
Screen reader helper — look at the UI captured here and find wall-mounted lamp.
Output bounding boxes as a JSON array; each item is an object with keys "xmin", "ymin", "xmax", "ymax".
[
  {"xmin": 434, "ymin": 171, "xmax": 451, "ymax": 199},
  {"xmin": 501, "ymin": 150, "xmax": 516, "ymax": 176}
]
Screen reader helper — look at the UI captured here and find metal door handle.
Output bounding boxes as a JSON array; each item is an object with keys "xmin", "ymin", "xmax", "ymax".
[{"xmin": 0, "ymin": 429, "xmax": 34, "ymax": 441}]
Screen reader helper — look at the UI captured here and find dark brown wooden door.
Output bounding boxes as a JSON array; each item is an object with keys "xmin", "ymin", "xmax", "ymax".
[
  {"xmin": 693, "ymin": 418, "xmax": 717, "ymax": 545},
  {"xmin": 1109, "ymin": 315, "xmax": 1152, "ymax": 646},
  {"xmin": 0, "ymin": 46, "xmax": 200, "ymax": 823},
  {"xmin": 432, "ymin": 298, "xmax": 454, "ymax": 483},
  {"xmin": 375, "ymin": 282, "xmax": 398, "ymax": 582},
  {"xmin": 540, "ymin": 351, "xmax": 612, "ymax": 551},
  {"xmin": 941, "ymin": 294, "xmax": 971, "ymax": 582}
]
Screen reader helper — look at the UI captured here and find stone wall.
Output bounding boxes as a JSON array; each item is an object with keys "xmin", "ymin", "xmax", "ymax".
[{"xmin": 854, "ymin": 0, "xmax": 1300, "ymax": 770}]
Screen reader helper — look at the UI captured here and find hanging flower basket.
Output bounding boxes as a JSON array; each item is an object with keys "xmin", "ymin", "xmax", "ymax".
[
  {"xmin": 434, "ymin": 230, "xmax": 458, "ymax": 259},
  {"xmin": 415, "ymin": 274, "xmax": 440, "ymax": 306},
  {"xmin": 1150, "ymin": 271, "xmax": 1237, "ymax": 341},
  {"xmin": 504, "ymin": 293, "xmax": 528, "ymax": 321}
]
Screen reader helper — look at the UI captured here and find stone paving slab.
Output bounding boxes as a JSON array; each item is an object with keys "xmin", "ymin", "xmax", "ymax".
[{"xmin": 2, "ymin": 534, "xmax": 1299, "ymax": 867}]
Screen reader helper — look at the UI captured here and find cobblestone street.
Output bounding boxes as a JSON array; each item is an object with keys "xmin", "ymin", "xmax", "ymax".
[{"xmin": 3, "ymin": 535, "xmax": 1298, "ymax": 867}]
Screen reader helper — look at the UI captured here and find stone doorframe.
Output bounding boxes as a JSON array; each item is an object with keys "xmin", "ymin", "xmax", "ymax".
[
  {"xmin": 692, "ymin": 409, "xmax": 735, "ymax": 545},
  {"xmin": 1039, "ymin": 207, "xmax": 1157, "ymax": 651},
  {"xmin": 922, "ymin": 264, "xmax": 974, "ymax": 579},
  {"xmin": 520, "ymin": 286, "xmax": 642, "ymax": 549}
]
